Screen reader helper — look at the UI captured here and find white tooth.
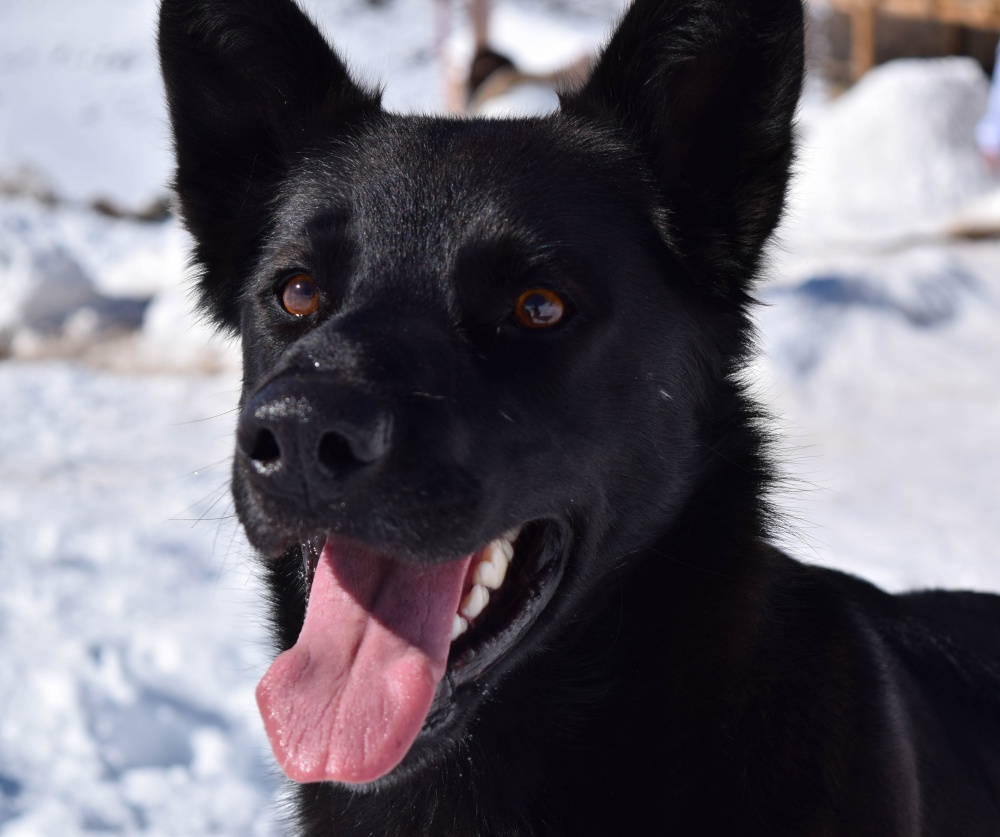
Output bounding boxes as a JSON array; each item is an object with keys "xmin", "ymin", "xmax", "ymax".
[
  {"xmin": 451, "ymin": 614, "xmax": 469, "ymax": 641},
  {"xmin": 503, "ymin": 526, "xmax": 522, "ymax": 543},
  {"xmin": 474, "ymin": 541, "xmax": 509, "ymax": 590},
  {"xmin": 499, "ymin": 537, "xmax": 514, "ymax": 561},
  {"xmin": 460, "ymin": 584, "xmax": 490, "ymax": 620}
]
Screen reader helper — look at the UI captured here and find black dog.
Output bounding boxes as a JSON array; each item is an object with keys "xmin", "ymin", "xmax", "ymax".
[{"xmin": 159, "ymin": 0, "xmax": 1000, "ymax": 833}]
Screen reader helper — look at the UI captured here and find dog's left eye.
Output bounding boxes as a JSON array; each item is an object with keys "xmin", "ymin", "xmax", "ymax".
[
  {"xmin": 279, "ymin": 274, "xmax": 320, "ymax": 317},
  {"xmin": 512, "ymin": 288, "xmax": 567, "ymax": 330}
]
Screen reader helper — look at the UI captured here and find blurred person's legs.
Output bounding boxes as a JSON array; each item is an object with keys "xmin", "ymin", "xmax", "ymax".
[
  {"xmin": 461, "ymin": 0, "xmax": 593, "ymax": 110},
  {"xmin": 466, "ymin": 0, "xmax": 516, "ymax": 101},
  {"xmin": 977, "ymin": 40, "xmax": 1000, "ymax": 172}
]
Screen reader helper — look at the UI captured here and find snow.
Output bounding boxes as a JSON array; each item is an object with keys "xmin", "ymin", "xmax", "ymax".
[
  {"xmin": 0, "ymin": 363, "xmax": 277, "ymax": 834},
  {"xmin": 785, "ymin": 57, "xmax": 1000, "ymax": 247},
  {"xmin": 1, "ymin": 0, "xmax": 999, "ymax": 833},
  {"xmin": 759, "ymin": 240, "xmax": 1000, "ymax": 592}
]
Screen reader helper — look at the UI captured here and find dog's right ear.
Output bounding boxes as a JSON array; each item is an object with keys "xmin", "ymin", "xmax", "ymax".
[{"xmin": 158, "ymin": 0, "xmax": 379, "ymax": 330}]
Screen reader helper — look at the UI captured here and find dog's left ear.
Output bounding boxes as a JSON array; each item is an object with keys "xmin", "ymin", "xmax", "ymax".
[
  {"xmin": 158, "ymin": 0, "xmax": 380, "ymax": 330},
  {"xmin": 563, "ymin": 0, "xmax": 804, "ymax": 294}
]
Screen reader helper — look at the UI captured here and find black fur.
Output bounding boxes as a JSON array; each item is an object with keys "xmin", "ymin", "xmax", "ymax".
[{"xmin": 159, "ymin": 0, "xmax": 1000, "ymax": 834}]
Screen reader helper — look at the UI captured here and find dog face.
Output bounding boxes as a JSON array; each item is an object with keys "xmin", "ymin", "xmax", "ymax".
[
  {"xmin": 160, "ymin": 0, "xmax": 802, "ymax": 789},
  {"xmin": 231, "ymin": 124, "xmax": 707, "ymax": 783},
  {"xmin": 233, "ymin": 119, "xmax": 701, "ymax": 562}
]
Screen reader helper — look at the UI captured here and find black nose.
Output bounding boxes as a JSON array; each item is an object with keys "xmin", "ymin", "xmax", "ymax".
[{"xmin": 236, "ymin": 376, "xmax": 393, "ymax": 499}]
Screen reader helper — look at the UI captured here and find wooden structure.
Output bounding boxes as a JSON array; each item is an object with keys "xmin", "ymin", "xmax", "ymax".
[{"xmin": 829, "ymin": 0, "xmax": 1000, "ymax": 79}]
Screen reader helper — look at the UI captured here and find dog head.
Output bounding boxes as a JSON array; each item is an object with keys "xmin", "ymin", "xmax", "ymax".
[{"xmin": 160, "ymin": 0, "xmax": 802, "ymax": 787}]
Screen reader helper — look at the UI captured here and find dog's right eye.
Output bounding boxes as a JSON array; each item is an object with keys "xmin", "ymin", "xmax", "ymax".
[{"xmin": 278, "ymin": 274, "xmax": 320, "ymax": 317}]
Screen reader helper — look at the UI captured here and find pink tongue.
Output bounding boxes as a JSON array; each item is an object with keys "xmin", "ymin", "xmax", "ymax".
[{"xmin": 256, "ymin": 538, "xmax": 472, "ymax": 784}]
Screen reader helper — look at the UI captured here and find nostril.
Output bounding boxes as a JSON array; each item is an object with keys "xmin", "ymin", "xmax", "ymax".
[
  {"xmin": 318, "ymin": 432, "xmax": 363, "ymax": 475},
  {"xmin": 249, "ymin": 428, "xmax": 281, "ymax": 464}
]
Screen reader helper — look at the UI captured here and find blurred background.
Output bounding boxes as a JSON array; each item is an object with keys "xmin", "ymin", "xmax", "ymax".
[{"xmin": 1, "ymin": 0, "xmax": 999, "ymax": 833}]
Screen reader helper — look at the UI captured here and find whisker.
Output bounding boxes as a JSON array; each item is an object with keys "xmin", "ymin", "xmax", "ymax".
[
  {"xmin": 171, "ymin": 514, "xmax": 238, "ymax": 522},
  {"xmin": 169, "ymin": 458, "xmax": 233, "ymax": 481},
  {"xmin": 189, "ymin": 488, "xmax": 229, "ymax": 529},
  {"xmin": 172, "ymin": 407, "xmax": 239, "ymax": 426},
  {"xmin": 169, "ymin": 482, "xmax": 231, "ymax": 522}
]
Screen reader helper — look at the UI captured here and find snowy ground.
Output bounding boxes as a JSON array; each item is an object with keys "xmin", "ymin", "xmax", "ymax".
[
  {"xmin": 0, "ymin": 364, "xmax": 278, "ymax": 835},
  {"xmin": 2, "ymin": 0, "xmax": 1000, "ymax": 834}
]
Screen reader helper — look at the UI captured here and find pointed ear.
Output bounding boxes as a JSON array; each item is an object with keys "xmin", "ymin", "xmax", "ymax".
[
  {"xmin": 562, "ymin": 0, "xmax": 804, "ymax": 294},
  {"xmin": 158, "ymin": 0, "xmax": 379, "ymax": 329}
]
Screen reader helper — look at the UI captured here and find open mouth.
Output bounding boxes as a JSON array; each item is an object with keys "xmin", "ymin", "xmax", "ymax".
[
  {"xmin": 300, "ymin": 522, "xmax": 562, "ymax": 678},
  {"xmin": 256, "ymin": 520, "xmax": 566, "ymax": 786}
]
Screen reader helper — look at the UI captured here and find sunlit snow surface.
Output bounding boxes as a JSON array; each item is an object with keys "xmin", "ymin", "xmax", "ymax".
[
  {"xmin": 761, "ymin": 241, "xmax": 1000, "ymax": 592},
  {"xmin": 0, "ymin": 364, "xmax": 279, "ymax": 834},
  {"xmin": 1, "ymin": 0, "xmax": 1000, "ymax": 833}
]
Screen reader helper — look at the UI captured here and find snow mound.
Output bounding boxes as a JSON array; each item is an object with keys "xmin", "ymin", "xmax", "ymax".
[
  {"xmin": 0, "ymin": 199, "xmax": 238, "ymax": 371},
  {"xmin": 0, "ymin": 235, "xmax": 150, "ymax": 358},
  {"xmin": 787, "ymin": 58, "xmax": 998, "ymax": 246},
  {"xmin": 0, "ymin": 245, "xmax": 97, "ymax": 338}
]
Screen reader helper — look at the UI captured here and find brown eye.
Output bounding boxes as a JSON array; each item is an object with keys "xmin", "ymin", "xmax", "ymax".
[
  {"xmin": 279, "ymin": 274, "xmax": 319, "ymax": 317},
  {"xmin": 512, "ymin": 288, "xmax": 566, "ymax": 329}
]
